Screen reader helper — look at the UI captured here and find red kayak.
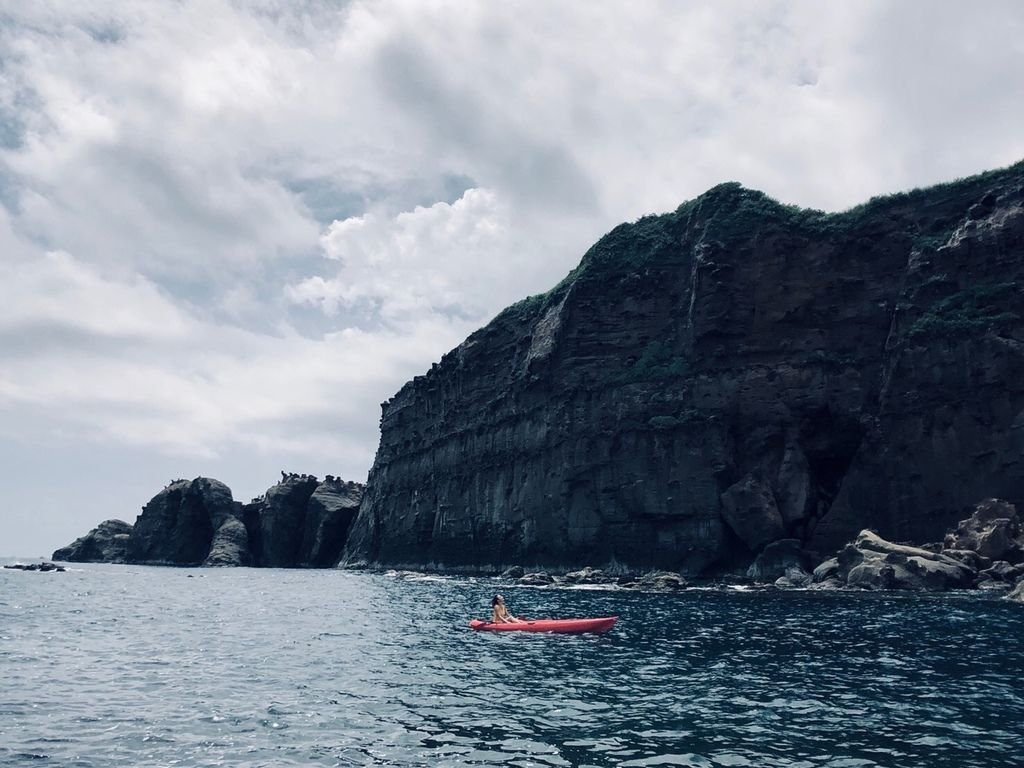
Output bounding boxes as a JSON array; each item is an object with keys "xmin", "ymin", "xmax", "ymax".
[{"xmin": 469, "ymin": 616, "xmax": 617, "ymax": 634}]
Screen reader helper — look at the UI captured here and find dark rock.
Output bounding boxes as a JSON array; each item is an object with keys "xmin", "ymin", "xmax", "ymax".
[
  {"xmin": 342, "ymin": 163, "xmax": 1024, "ymax": 573},
  {"xmin": 636, "ymin": 571, "xmax": 688, "ymax": 591},
  {"xmin": 775, "ymin": 567, "xmax": 812, "ymax": 588},
  {"xmin": 746, "ymin": 539, "xmax": 811, "ymax": 583},
  {"xmin": 943, "ymin": 499, "xmax": 1022, "ymax": 563},
  {"xmin": 941, "ymin": 548, "xmax": 991, "ymax": 572},
  {"xmin": 244, "ymin": 475, "xmax": 365, "ymax": 567},
  {"xmin": 53, "ymin": 519, "xmax": 133, "ymax": 563},
  {"xmin": 205, "ymin": 518, "xmax": 251, "ymax": 567},
  {"xmin": 809, "ymin": 576, "xmax": 845, "ymax": 591},
  {"xmin": 979, "ymin": 560, "xmax": 1024, "ymax": 583},
  {"xmin": 501, "ymin": 566, "xmax": 525, "ymax": 579},
  {"xmin": 245, "ymin": 475, "xmax": 320, "ymax": 567},
  {"xmin": 518, "ymin": 572, "xmax": 555, "ymax": 585},
  {"xmin": 812, "ymin": 557, "xmax": 841, "ymax": 583},
  {"xmin": 1007, "ymin": 581, "xmax": 1024, "ymax": 602},
  {"xmin": 4, "ymin": 562, "xmax": 65, "ymax": 572},
  {"xmin": 564, "ymin": 567, "xmax": 610, "ymax": 584},
  {"xmin": 721, "ymin": 476, "xmax": 785, "ymax": 553},
  {"xmin": 302, "ymin": 479, "xmax": 364, "ymax": 567},
  {"xmin": 128, "ymin": 478, "xmax": 248, "ymax": 566}
]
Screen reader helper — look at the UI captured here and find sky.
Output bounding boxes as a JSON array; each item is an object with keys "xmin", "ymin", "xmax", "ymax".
[{"xmin": 2, "ymin": 0, "xmax": 1023, "ymax": 556}]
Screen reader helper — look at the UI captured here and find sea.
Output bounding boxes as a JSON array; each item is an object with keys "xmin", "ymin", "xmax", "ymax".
[{"xmin": 2, "ymin": 561, "xmax": 1023, "ymax": 768}]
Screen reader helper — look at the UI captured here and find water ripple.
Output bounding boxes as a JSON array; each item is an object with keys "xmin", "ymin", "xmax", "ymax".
[{"xmin": 1, "ymin": 565, "xmax": 1023, "ymax": 766}]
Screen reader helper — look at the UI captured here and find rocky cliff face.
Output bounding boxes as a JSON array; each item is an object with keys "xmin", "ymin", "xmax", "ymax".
[
  {"xmin": 127, "ymin": 478, "xmax": 248, "ymax": 566},
  {"xmin": 344, "ymin": 162, "xmax": 1024, "ymax": 574},
  {"xmin": 244, "ymin": 473, "xmax": 364, "ymax": 567},
  {"xmin": 52, "ymin": 519, "xmax": 133, "ymax": 563},
  {"xmin": 55, "ymin": 474, "xmax": 364, "ymax": 567}
]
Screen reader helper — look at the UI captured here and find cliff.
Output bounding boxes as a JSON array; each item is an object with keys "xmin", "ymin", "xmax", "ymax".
[
  {"xmin": 54, "ymin": 474, "xmax": 364, "ymax": 567},
  {"xmin": 343, "ymin": 162, "xmax": 1024, "ymax": 574}
]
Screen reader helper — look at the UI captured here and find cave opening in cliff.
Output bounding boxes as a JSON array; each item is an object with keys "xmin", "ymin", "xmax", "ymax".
[{"xmin": 799, "ymin": 408, "xmax": 865, "ymax": 536}]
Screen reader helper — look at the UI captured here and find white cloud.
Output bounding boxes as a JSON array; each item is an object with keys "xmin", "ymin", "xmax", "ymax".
[
  {"xmin": 288, "ymin": 187, "xmax": 532, "ymax": 325},
  {"xmin": 2, "ymin": 0, "xmax": 1024, "ymax": 554}
]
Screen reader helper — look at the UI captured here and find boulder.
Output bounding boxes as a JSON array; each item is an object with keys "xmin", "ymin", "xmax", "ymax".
[
  {"xmin": 1007, "ymin": 581, "xmax": 1024, "ymax": 602},
  {"xmin": 720, "ymin": 475, "xmax": 785, "ymax": 552},
  {"xmin": 774, "ymin": 566, "xmax": 812, "ymax": 588},
  {"xmin": 518, "ymin": 572, "xmax": 555, "ymax": 585},
  {"xmin": 564, "ymin": 567, "xmax": 610, "ymax": 584},
  {"xmin": 53, "ymin": 519, "xmax": 133, "ymax": 563},
  {"xmin": 943, "ymin": 499, "xmax": 1022, "ymax": 563},
  {"xmin": 636, "ymin": 571, "xmax": 688, "ymax": 591},
  {"xmin": 978, "ymin": 560, "xmax": 1024, "ymax": 583},
  {"xmin": 501, "ymin": 566, "xmax": 525, "ymax": 579},
  {"xmin": 832, "ymin": 530, "xmax": 976, "ymax": 591},
  {"xmin": 941, "ymin": 548, "xmax": 991, "ymax": 572},
  {"xmin": 746, "ymin": 539, "xmax": 811, "ymax": 583},
  {"xmin": 812, "ymin": 557, "xmax": 841, "ymax": 583}
]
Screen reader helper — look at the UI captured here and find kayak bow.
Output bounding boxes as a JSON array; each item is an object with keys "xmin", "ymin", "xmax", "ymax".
[{"xmin": 469, "ymin": 616, "xmax": 617, "ymax": 634}]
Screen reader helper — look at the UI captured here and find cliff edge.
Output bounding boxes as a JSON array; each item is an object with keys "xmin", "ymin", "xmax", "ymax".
[{"xmin": 344, "ymin": 162, "xmax": 1024, "ymax": 574}]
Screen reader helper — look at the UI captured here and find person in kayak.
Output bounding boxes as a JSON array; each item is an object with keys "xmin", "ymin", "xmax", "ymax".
[{"xmin": 491, "ymin": 594, "xmax": 524, "ymax": 623}]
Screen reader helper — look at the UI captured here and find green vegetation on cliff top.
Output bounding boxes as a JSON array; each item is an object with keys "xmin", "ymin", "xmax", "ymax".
[{"xmin": 496, "ymin": 159, "xmax": 1024, "ymax": 327}]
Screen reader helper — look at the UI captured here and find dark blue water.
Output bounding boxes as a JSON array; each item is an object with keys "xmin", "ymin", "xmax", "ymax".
[{"xmin": 2, "ymin": 563, "xmax": 1022, "ymax": 767}]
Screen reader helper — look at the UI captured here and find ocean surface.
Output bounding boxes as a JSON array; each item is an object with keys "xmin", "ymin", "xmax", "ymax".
[{"xmin": 2, "ymin": 562, "xmax": 1023, "ymax": 768}]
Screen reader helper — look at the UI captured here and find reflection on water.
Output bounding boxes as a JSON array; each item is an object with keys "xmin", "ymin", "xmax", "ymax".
[{"xmin": 1, "ymin": 563, "xmax": 1022, "ymax": 767}]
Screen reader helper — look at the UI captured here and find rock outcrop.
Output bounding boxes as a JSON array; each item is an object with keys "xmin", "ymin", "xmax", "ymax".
[
  {"xmin": 52, "ymin": 519, "xmax": 133, "ymax": 563},
  {"xmin": 244, "ymin": 474, "xmax": 364, "ymax": 567},
  {"xmin": 55, "ymin": 473, "xmax": 364, "ymax": 568},
  {"xmin": 822, "ymin": 530, "xmax": 976, "ymax": 592},
  {"xmin": 128, "ymin": 478, "xmax": 248, "ymax": 566},
  {"xmin": 943, "ymin": 498, "xmax": 1022, "ymax": 562},
  {"xmin": 345, "ymin": 161, "xmax": 1024, "ymax": 574},
  {"xmin": 810, "ymin": 499, "xmax": 1024, "ymax": 594},
  {"xmin": 3, "ymin": 562, "xmax": 66, "ymax": 572}
]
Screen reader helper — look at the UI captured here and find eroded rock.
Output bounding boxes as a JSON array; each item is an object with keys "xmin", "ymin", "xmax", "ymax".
[
  {"xmin": 831, "ymin": 530, "xmax": 976, "ymax": 591},
  {"xmin": 53, "ymin": 519, "xmax": 133, "ymax": 563}
]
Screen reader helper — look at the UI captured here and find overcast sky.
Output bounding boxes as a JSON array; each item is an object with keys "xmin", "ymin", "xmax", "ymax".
[{"xmin": 2, "ymin": 1, "xmax": 1023, "ymax": 556}]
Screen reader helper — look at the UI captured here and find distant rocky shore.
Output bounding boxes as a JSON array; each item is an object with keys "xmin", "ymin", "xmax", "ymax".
[
  {"xmin": 53, "ymin": 473, "xmax": 363, "ymax": 568},
  {"xmin": 4, "ymin": 562, "xmax": 66, "ymax": 572},
  {"xmin": 52, "ymin": 483, "xmax": 1024, "ymax": 603}
]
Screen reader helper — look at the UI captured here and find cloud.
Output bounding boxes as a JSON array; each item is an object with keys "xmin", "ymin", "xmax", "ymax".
[
  {"xmin": 288, "ymin": 187, "xmax": 537, "ymax": 326},
  {"xmin": 2, "ymin": 0, "xmax": 1024, "ymax": 554}
]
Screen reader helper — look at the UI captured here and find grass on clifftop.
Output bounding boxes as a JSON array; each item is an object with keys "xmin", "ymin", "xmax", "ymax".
[
  {"xmin": 491, "ymin": 159, "xmax": 1024, "ymax": 333},
  {"xmin": 907, "ymin": 283, "xmax": 1020, "ymax": 340}
]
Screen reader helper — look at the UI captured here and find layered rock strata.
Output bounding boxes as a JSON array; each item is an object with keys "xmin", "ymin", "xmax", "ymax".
[{"xmin": 345, "ymin": 162, "xmax": 1024, "ymax": 574}]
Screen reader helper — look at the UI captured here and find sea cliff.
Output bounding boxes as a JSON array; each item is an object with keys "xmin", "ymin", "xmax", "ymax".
[{"xmin": 343, "ymin": 162, "xmax": 1024, "ymax": 575}]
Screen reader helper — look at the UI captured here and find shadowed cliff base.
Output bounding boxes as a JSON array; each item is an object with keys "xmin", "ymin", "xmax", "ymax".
[{"xmin": 343, "ymin": 160, "xmax": 1024, "ymax": 577}]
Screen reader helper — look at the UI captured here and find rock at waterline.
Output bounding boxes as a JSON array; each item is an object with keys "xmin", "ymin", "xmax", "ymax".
[
  {"xmin": 943, "ymin": 499, "xmax": 1022, "ymax": 563},
  {"xmin": 746, "ymin": 538, "xmax": 813, "ymax": 584},
  {"xmin": 818, "ymin": 530, "xmax": 975, "ymax": 592},
  {"xmin": 52, "ymin": 519, "xmax": 132, "ymax": 563},
  {"xmin": 4, "ymin": 562, "xmax": 65, "ymax": 572}
]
